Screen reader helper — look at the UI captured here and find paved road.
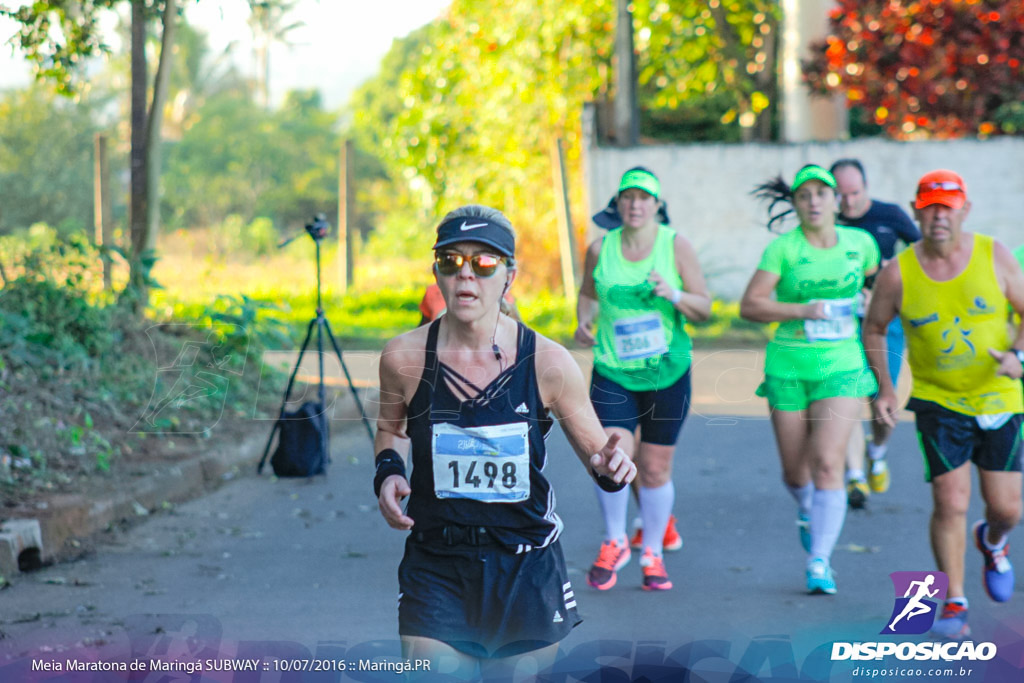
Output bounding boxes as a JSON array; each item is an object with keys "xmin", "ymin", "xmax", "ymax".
[{"xmin": 1, "ymin": 350, "xmax": 1022, "ymax": 681}]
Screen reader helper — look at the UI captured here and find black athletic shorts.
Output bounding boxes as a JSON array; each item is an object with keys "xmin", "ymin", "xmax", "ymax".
[
  {"xmin": 908, "ymin": 398, "xmax": 1023, "ymax": 482},
  {"xmin": 589, "ymin": 368, "xmax": 691, "ymax": 446},
  {"xmin": 397, "ymin": 535, "xmax": 581, "ymax": 659}
]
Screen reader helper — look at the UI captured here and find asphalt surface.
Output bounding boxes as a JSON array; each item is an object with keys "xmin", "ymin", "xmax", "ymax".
[{"xmin": 1, "ymin": 350, "xmax": 1022, "ymax": 681}]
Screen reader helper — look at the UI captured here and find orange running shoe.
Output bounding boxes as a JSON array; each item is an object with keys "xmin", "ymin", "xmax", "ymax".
[
  {"xmin": 586, "ymin": 539, "xmax": 631, "ymax": 590},
  {"xmin": 640, "ymin": 549, "xmax": 673, "ymax": 591},
  {"xmin": 629, "ymin": 515, "xmax": 683, "ymax": 552}
]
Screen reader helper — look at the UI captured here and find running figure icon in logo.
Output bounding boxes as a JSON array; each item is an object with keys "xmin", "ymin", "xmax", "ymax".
[{"xmin": 882, "ymin": 571, "xmax": 949, "ymax": 635}]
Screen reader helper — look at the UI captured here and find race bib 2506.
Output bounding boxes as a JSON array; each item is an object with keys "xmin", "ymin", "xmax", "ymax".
[{"xmin": 613, "ymin": 313, "xmax": 668, "ymax": 361}]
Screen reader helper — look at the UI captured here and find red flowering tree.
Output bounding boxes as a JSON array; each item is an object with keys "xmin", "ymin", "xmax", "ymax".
[{"xmin": 802, "ymin": 0, "xmax": 1024, "ymax": 139}]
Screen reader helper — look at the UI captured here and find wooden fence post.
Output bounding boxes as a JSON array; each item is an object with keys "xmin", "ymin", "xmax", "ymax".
[
  {"xmin": 338, "ymin": 139, "xmax": 355, "ymax": 292},
  {"xmin": 94, "ymin": 133, "xmax": 113, "ymax": 290},
  {"xmin": 551, "ymin": 137, "xmax": 579, "ymax": 299}
]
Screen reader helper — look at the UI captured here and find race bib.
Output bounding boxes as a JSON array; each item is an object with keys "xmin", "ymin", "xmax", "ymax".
[
  {"xmin": 804, "ymin": 298, "xmax": 856, "ymax": 342},
  {"xmin": 976, "ymin": 413, "xmax": 1012, "ymax": 431},
  {"xmin": 854, "ymin": 290, "xmax": 866, "ymax": 318},
  {"xmin": 613, "ymin": 313, "xmax": 667, "ymax": 361},
  {"xmin": 432, "ymin": 422, "xmax": 530, "ymax": 503}
]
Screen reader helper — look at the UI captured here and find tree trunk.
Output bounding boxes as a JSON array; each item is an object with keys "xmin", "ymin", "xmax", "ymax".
[
  {"xmin": 756, "ymin": 11, "xmax": 779, "ymax": 142},
  {"xmin": 146, "ymin": 0, "xmax": 179, "ymax": 253},
  {"xmin": 262, "ymin": 39, "xmax": 271, "ymax": 108},
  {"xmin": 127, "ymin": 0, "xmax": 148, "ymax": 305},
  {"xmin": 613, "ymin": 0, "xmax": 637, "ymax": 145}
]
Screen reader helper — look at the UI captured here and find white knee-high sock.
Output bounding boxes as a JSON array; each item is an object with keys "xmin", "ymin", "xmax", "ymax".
[
  {"xmin": 786, "ymin": 482, "xmax": 814, "ymax": 517},
  {"xmin": 593, "ymin": 483, "xmax": 629, "ymax": 543},
  {"xmin": 638, "ymin": 481, "xmax": 675, "ymax": 556},
  {"xmin": 810, "ymin": 488, "xmax": 847, "ymax": 562},
  {"xmin": 867, "ymin": 442, "xmax": 889, "ymax": 461}
]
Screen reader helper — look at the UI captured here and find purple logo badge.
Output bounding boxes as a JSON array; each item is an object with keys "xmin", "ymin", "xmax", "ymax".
[{"xmin": 881, "ymin": 571, "xmax": 949, "ymax": 635}]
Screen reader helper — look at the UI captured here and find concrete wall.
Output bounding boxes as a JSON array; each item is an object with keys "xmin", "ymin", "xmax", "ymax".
[{"xmin": 584, "ymin": 124, "xmax": 1024, "ymax": 299}]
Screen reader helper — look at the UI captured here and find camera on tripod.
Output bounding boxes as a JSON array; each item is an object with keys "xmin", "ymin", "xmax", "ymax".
[
  {"xmin": 305, "ymin": 213, "xmax": 330, "ymax": 241},
  {"xmin": 258, "ymin": 210, "xmax": 375, "ymax": 479}
]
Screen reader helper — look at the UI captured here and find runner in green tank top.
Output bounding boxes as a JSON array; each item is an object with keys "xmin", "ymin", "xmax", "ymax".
[
  {"xmin": 576, "ymin": 167, "xmax": 711, "ymax": 592},
  {"xmin": 741, "ymin": 165, "xmax": 880, "ymax": 596}
]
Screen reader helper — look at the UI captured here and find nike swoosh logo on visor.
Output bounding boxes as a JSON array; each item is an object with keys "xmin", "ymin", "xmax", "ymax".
[{"xmin": 460, "ymin": 222, "xmax": 488, "ymax": 231}]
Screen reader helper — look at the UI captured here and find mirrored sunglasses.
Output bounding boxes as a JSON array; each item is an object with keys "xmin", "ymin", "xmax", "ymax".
[
  {"xmin": 435, "ymin": 252, "xmax": 507, "ymax": 277},
  {"xmin": 918, "ymin": 181, "xmax": 963, "ymax": 193}
]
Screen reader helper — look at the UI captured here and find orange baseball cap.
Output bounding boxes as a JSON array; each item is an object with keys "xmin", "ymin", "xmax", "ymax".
[{"xmin": 914, "ymin": 169, "xmax": 967, "ymax": 209}]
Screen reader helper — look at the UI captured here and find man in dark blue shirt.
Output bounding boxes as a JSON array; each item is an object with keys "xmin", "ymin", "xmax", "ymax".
[{"xmin": 830, "ymin": 158, "xmax": 921, "ymax": 509}]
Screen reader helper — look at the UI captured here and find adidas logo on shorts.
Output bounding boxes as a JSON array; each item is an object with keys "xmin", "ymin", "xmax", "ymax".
[{"xmin": 553, "ymin": 611, "xmax": 563, "ymax": 623}]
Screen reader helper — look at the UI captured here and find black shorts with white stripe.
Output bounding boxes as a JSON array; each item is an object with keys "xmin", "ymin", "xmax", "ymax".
[{"xmin": 398, "ymin": 536, "xmax": 581, "ymax": 659}]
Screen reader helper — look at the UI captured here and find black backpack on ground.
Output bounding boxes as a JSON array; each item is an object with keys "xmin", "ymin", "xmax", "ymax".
[{"xmin": 258, "ymin": 401, "xmax": 328, "ymax": 477}]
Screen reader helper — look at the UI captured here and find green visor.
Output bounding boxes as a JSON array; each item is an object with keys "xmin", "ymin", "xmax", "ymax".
[
  {"xmin": 792, "ymin": 166, "xmax": 837, "ymax": 192},
  {"xmin": 618, "ymin": 169, "xmax": 660, "ymax": 198}
]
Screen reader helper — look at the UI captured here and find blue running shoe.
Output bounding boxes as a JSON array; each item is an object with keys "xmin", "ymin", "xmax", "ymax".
[
  {"xmin": 806, "ymin": 558, "xmax": 837, "ymax": 595},
  {"xmin": 797, "ymin": 512, "xmax": 811, "ymax": 553},
  {"xmin": 973, "ymin": 520, "xmax": 1014, "ymax": 602},
  {"xmin": 930, "ymin": 601, "xmax": 971, "ymax": 640}
]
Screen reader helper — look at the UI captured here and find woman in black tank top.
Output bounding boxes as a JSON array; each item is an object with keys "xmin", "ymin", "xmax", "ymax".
[{"xmin": 373, "ymin": 205, "xmax": 636, "ymax": 680}]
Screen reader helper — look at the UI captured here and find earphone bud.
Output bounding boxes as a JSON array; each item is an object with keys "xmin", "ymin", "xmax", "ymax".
[{"xmin": 494, "ymin": 279, "xmax": 512, "ymax": 362}]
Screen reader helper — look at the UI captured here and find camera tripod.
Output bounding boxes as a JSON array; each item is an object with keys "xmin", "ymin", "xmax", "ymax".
[{"xmin": 258, "ymin": 215, "xmax": 374, "ymax": 475}]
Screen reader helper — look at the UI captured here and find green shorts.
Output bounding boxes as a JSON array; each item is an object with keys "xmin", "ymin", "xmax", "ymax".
[{"xmin": 756, "ymin": 369, "xmax": 878, "ymax": 412}]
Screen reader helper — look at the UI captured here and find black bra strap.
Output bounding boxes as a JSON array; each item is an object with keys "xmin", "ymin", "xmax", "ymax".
[{"xmin": 439, "ymin": 363, "xmax": 482, "ymax": 401}]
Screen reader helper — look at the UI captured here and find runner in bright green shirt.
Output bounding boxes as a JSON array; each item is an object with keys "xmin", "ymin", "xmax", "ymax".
[
  {"xmin": 740, "ymin": 165, "xmax": 880, "ymax": 596},
  {"xmin": 576, "ymin": 167, "xmax": 711, "ymax": 592}
]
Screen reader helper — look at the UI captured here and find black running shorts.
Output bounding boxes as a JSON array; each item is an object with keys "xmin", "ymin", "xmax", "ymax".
[
  {"xmin": 397, "ymin": 537, "xmax": 581, "ymax": 659},
  {"xmin": 589, "ymin": 367, "xmax": 691, "ymax": 446},
  {"xmin": 908, "ymin": 398, "xmax": 1023, "ymax": 482}
]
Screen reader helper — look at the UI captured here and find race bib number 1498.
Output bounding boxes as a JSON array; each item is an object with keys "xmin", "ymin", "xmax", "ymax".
[{"xmin": 431, "ymin": 422, "xmax": 530, "ymax": 503}]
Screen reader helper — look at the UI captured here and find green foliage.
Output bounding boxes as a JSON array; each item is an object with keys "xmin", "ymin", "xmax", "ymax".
[
  {"xmin": 514, "ymin": 293, "xmax": 578, "ymax": 344},
  {"xmin": 156, "ymin": 280, "xmax": 764, "ymax": 351},
  {"xmin": 0, "ymin": 225, "xmax": 292, "ymax": 501},
  {"xmin": 245, "ymin": 217, "xmax": 278, "ymax": 255},
  {"xmin": 0, "ymin": 1, "xmax": 125, "ymax": 96},
  {"xmin": 348, "ymin": 1, "xmax": 780, "ymax": 286},
  {"xmin": 163, "ymin": 89, "xmax": 339, "ymax": 230},
  {"xmin": 202, "ymin": 293, "xmax": 295, "ymax": 355},
  {"xmin": 0, "ymin": 86, "xmax": 101, "ymax": 234},
  {"xmin": 163, "ymin": 21, "xmax": 249, "ymax": 139},
  {"xmin": 361, "ymin": 210, "xmax": 437, "ymax": 261},
  {"xmin": 0, "ymin": 277, "xmax": 114, "ymax": 361},
  {"xmin": 637, "ymin": 0, "xmax": 779, "ymax": 137},
  {"xmin": 688, "ymin": 299, "xmax": 770, "ymax": 345},
  {"xmin": 992, "ymin": 101, "xmax": 1024, "ymax": 135},
  {"xmin": 0, "ymin": 226, "xmax": 117, "ymax": 364},
  {"xmin": 206, "ymin": 215, "xmax": 280, "ymax": 256}
]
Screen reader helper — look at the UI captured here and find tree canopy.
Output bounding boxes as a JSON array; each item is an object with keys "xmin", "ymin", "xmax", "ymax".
[
  {"xmin": 803, "ymin": 0, "xmax": 1024, "ymax": 139},
  {"xmin": 348, "ymin": 0, "xmax": 780, "ymax": 287},
  {"xmin": 163, "ymin": 88, "xmax": 339, "ymax": 230},
  {"xmin": 0, "ymin": 87, "xmax": 101, "ymax": 235}
]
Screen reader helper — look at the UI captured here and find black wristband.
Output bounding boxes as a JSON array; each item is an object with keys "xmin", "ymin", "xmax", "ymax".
[
  {"xmin": 591, "ymin": 467, "xmax": 627, "ymax": 493},
  {"xmin": 374, "ymin": 449, "xmax": 407, "ymax": 498}
]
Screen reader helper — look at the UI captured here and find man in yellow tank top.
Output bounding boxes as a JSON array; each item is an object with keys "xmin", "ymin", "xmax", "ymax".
[{"xmin": 864, "ymin": 170, "xmax": 1024, "ymax": 640}]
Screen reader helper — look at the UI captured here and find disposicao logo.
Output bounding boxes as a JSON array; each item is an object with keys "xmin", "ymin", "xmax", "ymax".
[
  {"xmin": 883, "ymin": 571, "xmax": 947, "ymax": 635},
  {"xmin": 830, "ymin": 571, "xmax": 997, "ymax": 663}
]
